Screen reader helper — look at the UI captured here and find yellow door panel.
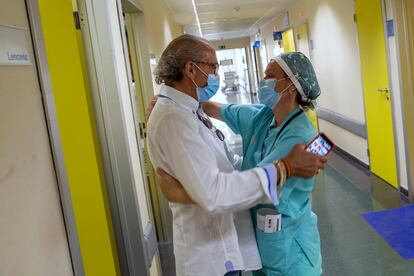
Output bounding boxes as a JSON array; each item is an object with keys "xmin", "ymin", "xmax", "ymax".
[
  {"xmin": 38, "ymin": 0, "xmax": 120, "ymax": 274},
  {"xmin": 305, "ymin": 109, "xmax": 319, "ymax": 132},
  {"xmin": 296, "ymin": 23, "xmax": 311, "ymax": 59},
  {"xmin": 282, "ymin": 28, "xmax": 296, "ymax": 53},
  {"xmin": 356, "ymin": 0, "xmax": 398, "ymax": 187}
]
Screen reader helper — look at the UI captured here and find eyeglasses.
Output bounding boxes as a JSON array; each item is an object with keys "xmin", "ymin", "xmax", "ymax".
[
  {"xmin": 194, "ymin": 60, "xmax": 220, "ymax": 75},
  {"xmin": 197, "ymin": 111, "xmax": 225, "ymax": 141}
]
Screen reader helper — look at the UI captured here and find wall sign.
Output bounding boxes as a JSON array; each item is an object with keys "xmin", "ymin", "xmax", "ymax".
[
  {"xmin": 386, "ymin": 20, "xmax": 395, "ymax": 37},
  {"xmin": 0, "ymin": 24, "xmax": 31, "ymax": 66},
  {"xmin": 273, "ymin": 31, "xmax": 283, "ymax": 41},
  {"xmin": 220, "ymin": 59, "xmax": 233, "ymax": 66}
]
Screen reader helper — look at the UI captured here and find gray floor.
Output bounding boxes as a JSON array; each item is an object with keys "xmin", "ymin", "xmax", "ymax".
[{"xmin": 314, "ymin": 151, "xmax": 414, "ymax": 275}]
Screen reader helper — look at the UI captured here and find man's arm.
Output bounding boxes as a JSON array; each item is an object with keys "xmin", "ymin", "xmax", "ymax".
[
  {"xmin": 151, "ymin": 111, "xmax": 278, "ymax": 215},
  {"xmin": 155, "ymin": 144, "xmax": 326, "ymax": 205}
]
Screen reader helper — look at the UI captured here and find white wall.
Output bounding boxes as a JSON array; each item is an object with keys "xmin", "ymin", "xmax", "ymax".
[
  {"xmin": 138, "ymin": 0, "xmax": 183, "ymax": 58},
  {"xmin": 252, "ymin": 0, "xmax": 369, "ymax": 164},
  {"xmin": 0, "ymin": 1, "xmax": 73, "ymax": 274},
  {"xmin": 210, "ymin": 37, "xmax": 250, "ymax": 50}
]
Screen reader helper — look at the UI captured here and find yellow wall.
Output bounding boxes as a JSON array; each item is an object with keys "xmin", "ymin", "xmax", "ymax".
[
  {"xmin": 140, "ymin": 0, "xmax": 183, "ymax": 57},
  {"xmin": 282, "ymin": 29, "xmax": 296, "ymax": 52},
  {"xmin": 38, "ymin": 0, "xmax": 119, "ymax": 275}
]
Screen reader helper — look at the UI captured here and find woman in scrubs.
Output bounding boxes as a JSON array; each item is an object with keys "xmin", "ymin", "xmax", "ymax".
[{"xmin": 157, "ymin": 52, "xmax": 323, "ymax": 276}]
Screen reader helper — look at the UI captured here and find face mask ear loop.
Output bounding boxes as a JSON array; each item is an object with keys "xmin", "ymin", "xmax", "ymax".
[
  {"xmin": 192, "ymin": 62, "xmax": 208, "ymax": 78},
  {"xmin": 279, "ymin": 82, "xmax": 295, "ymax": 95},
  {"xmin": 191, "ymin": 78, "xmax": 199, "ymax": 89}
]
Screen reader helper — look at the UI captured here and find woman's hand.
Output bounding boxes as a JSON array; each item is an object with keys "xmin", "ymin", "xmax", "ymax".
[
  {"xmin": 146, "ymin": 95, "xmax": 159, "ymax": 122},
  {"xmin": 156, "ymin": 168, "xmax": 194, "ymax": 204}
]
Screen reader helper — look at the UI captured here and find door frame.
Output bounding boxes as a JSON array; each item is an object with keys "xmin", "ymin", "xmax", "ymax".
[
  {"xmin": 124, "ymin": 12, "xmax": 169, "ymax": 243},
  {"xmin": 392, "ymin": 0, "xmax": 414, "ymax": 200},
  {"xmin": 380, "ymin": 0, "xmax": 410, "ymax": 195},
  {"xmin": 26, "ymin": 1, "xmax": 84, "ymax": 275},
  {"xmin": 76, "ymin": 0, "xmax": 156, "ymax": 275},
  {"xmin": 294, "ymin": 20, "xmax": 311, "ymax": 59},
  {"xmin": 378, "ymin": 0, "xmax": 404, "ymax": 191}
]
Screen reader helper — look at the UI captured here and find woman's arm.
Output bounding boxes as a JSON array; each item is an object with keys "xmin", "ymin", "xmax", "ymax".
[
  {"xmin": 146, "ymin": 95, "xmax": 159, "ymax": 122},
  {"xmin": 156, "ymin": 168, "xmax": 194, "ymax": 204},
  {"xmin": 202, "ymin": 101, "xmax": 224, "ymax": 121}
]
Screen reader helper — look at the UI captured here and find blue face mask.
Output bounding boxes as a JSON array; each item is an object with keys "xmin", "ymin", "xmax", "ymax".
[
  {"xmin": 258, "ymin": 79, "xmax": 280, "ymax": 109},
  {"xmin": 192, "ymin": 63, "xmax": 220, "ymax": 102},
  {"xmin": 258, "ymin": 78, "xmax": 294, "ymax": 109}
]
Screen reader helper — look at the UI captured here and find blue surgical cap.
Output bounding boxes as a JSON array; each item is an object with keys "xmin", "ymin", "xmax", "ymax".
[{"xmin": 274, "ymin": 52, "xmax": 321, "ymax": 103}]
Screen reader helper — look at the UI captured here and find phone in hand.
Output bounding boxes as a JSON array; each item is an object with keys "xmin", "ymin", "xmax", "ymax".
[{"xmin": 305, "ymin": 132, "xmax": 335, "ymax": 157}]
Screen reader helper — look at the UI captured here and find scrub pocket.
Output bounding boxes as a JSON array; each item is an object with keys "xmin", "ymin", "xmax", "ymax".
[
  {"xmin": 293, "ymin": 239, "xmax": 322, "ymax": 276},
  {"xmin": 293, "ymin": 212, "xmax": 321, "ymax": 268},
  {"xmin": 255, "ymin": 225, "xmax": 286, "ymax": 274}
]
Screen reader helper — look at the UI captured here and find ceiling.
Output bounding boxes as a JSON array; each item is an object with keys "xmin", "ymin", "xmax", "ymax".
[{"xmin": 164, "ymin": 0, "xmax": 296, "ymax": 41}]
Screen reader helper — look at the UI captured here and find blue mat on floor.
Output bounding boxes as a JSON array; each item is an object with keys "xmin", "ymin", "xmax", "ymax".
[{"xmin": 363, "ymin": 205, "xmax": 414, "ymax": 259}]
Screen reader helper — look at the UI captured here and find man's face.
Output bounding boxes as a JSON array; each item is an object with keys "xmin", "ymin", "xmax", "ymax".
[{"xmin": 192, "ymin": 48, "xmax": 219, "ymax": 87}]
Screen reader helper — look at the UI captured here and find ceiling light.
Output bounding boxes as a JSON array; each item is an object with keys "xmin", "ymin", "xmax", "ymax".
[{"xmin": 191, "ymin": 0, "xmax": 203, "ymax": 37}]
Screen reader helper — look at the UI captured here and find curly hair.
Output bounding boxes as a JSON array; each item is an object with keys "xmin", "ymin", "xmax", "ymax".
[{"xmin": 154, "ymin": 34, "xmax": 213, "ymax": 86}]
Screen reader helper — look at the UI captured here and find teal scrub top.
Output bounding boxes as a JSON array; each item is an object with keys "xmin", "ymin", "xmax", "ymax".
[{"xmin": 221, "ymin": 104, "xmax": 322, "ymax": 275}]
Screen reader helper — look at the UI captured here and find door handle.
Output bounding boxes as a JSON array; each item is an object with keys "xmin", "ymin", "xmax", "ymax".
[
  {"xmin": 377, "ymin": 87, "xmax": 390, "ymax": 101},
  {"xmin": 377, "ymin": 87, "xmax": 390, "ymax": 93}
]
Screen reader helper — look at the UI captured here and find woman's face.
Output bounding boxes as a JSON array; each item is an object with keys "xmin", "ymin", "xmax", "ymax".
[{"xmin": 264, "ymin": 60, "xmax": 293, "ymax": 93}]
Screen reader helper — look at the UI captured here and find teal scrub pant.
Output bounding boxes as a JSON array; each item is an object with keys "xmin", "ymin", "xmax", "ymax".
[{"xmin": 252, "ymin": 240, "xmax": 322, "ymax": 276}]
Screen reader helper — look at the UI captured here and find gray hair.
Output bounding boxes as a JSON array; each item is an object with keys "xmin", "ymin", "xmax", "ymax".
[{"xmin": 154, "ymin": 34, "xmax": 213, "ymax": 86}]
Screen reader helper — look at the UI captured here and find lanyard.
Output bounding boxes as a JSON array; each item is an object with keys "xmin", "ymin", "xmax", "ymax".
[
  {"xmin": 260, "ymin": 110, "xmax": 303, "ymax": 160},
  {"xmin": 158, "ymin": 94, "xmax": 225, "ymax": 141}
]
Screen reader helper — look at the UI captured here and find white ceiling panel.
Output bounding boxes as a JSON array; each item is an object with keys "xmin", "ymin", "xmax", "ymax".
[{"xmin": 164, "ymin": 0, "xmax": 296, "ymax": 41}]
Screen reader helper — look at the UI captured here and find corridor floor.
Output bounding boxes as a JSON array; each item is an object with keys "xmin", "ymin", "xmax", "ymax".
[{"xmin": 313, "ymin": 152, "xmax": 414, "ymax": 275}]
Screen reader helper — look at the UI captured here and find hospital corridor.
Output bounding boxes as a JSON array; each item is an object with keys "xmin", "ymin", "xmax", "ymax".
[{"xmin": 1, "ymin": 0, "xmax": 414, "ymax": 276}]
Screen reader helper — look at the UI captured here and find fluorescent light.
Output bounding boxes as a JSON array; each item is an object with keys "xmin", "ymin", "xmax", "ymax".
[{"xmin": 191, "ymin": 0, "xmax": 203, "ymax": 37}]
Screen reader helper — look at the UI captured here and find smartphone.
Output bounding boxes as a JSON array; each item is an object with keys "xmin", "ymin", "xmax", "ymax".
[{"xmin": 305, "ymin": 132, "xmax": 335, "ymax": 157}]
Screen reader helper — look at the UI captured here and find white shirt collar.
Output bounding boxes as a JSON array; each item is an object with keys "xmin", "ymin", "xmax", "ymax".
[{"xmin": 159, "ymin": 84, "xmax": 199, "ymax": 113}]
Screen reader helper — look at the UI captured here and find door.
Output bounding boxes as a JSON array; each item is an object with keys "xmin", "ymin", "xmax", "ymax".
[
  {"xmin": 124, "ymin": 12, "xmax": 168, "ymax": 241},
  {"xmin": 356, "ymin": 0, "xmax": 398, "ymax": 188},
  {"xmin": 282, "ymin": 26, "xmax": 319, "ymax": 131},
  {"xmin": 123, "ymin": 11, "xmax": 163, "ymax": 275},
  {"xmin": 296, "ymin": 23, "xmax": 311, "ymax": 60},
  {"xmin": 0, "ymin": 0, "xmax": 73, "ymax": 275},
  {"xmin": 295, "ymin": 23, "xmax": 319, "ymax": 131},
  {"xmin": 282, "ymin": 28, "xmax": 295, "ymax": 52}
]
